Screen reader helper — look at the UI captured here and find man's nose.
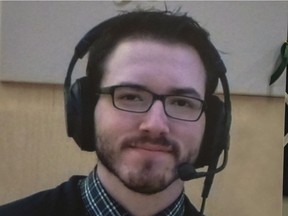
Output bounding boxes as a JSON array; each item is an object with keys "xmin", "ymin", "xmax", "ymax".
[{"xmin": 139, "ymin": 101, "xmax": 170, "ymax": 137}]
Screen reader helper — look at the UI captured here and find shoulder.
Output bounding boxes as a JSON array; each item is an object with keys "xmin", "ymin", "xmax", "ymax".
[{"xmin": 0, "ymin": 175, "xmax": 86, "ymax": 216}]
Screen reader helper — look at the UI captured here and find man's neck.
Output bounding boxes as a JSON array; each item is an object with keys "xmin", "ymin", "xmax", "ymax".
[{"xmin": 96, "ymin": 163, "xmax": 184, "ymax": 216}]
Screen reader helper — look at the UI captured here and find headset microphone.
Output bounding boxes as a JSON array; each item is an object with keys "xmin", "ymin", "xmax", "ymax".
[
  {"xmin": 178, "ymin": 163, "xmax": 207, "ymax": 180},
  {"xmin": 177, "ymin": 146, "xmax": 229, "ymax": 215},
  {"xmin": 177, "ymin": 144, "xmax": 228, "ymax": 181}
]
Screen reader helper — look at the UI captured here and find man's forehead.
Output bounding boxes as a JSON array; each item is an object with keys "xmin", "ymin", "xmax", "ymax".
[{"xmin": 101, "ymin": 39, "xmax": 206, "ymax": 99}]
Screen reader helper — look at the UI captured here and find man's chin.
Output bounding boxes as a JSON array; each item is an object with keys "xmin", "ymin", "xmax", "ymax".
[
  {"xmin": 115, "ymin": 164, "xmax": 179, "ymax": 195},
  {"xmin": 96, "ymin": 149, "xmax": 179, "ymax": 194},
  {"xmin": 123, "ymin": 182, "xmax": 169, "ymax": 195}
]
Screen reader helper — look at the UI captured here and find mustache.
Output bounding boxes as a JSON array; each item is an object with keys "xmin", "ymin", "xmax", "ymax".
[{"xmin": 121, "ymin": 135, "xmax": 180, "ymax": 156}]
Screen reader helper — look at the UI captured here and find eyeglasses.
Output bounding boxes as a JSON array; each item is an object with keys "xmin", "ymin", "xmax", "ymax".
[{"xmin": 97, "ymin": 85, "xmax": 206, "ymax": 122}]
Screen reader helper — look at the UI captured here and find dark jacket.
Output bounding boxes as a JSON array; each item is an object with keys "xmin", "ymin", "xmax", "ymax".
[{"xmin": 0, "ymin": 176, "xmax": 202, "ymax": 216}]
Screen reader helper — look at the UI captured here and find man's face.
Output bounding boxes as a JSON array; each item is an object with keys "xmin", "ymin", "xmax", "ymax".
[{"xmin": 94, "ymin": 39, "xmax": 206, "ymax": 194}]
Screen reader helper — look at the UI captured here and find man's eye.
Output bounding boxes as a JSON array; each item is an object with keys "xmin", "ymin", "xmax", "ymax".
[
  {"xmin": 173, "ymin": 99, "xmax": 192, "ymax": 107},
  {"xmin": 169, "ymin": 97, "xmax": 199, "ymax": 109},
  {"xmin": 119, "ymin": 94, "xmax": 142, "ymax": 101}
]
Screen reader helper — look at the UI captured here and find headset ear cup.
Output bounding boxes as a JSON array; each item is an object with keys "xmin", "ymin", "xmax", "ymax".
[
  {"xmin": 65, "ymin": 77, "xmax": 96, "ymax": 151},
  {"xmin": 194, "ymin": 95, "xmax": 227, "ymax": 168}
]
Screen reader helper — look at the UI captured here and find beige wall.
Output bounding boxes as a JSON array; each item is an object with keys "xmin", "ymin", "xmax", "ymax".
[{"xmin": 0, "ymin": 81, "xmax": 284, "ymax": 216}]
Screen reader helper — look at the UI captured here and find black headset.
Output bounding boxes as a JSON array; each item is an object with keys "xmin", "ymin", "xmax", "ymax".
[{"xmin": 64, "ymin": 12, "xmax": 231, "ymax": 215}]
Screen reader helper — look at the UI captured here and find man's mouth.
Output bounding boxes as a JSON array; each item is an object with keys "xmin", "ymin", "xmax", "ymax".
[
  {"xmin": 121, "ymin": 135, "xmax": 180, "ymax": 158},
  {"xmin": 130, "ymin": 142, "xmax": 173, "ymax": 152}
]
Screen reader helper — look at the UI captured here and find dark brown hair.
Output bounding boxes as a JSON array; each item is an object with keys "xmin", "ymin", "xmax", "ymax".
[{"xmin": 86, "ymin": 10, "xmax": 221, "ymax": 99}]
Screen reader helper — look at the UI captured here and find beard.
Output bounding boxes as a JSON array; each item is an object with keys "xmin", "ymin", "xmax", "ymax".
[{"xmin": 95, "ymin": 133, "xmax": 190, "ymax": 195}]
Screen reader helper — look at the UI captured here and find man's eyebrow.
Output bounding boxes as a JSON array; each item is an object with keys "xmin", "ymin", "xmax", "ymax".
[
  {"xmin": 168, "ymin": 87, "xmax": 202, "ymax": 98},
  {"xmin": 117, "ymin": 82, "xmax": 145, "ymax": 89}
]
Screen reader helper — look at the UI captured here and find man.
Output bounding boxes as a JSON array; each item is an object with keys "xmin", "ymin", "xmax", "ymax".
[{"xmin": 0, "ymin": 9, "xmax": 230, "ymax": 216}]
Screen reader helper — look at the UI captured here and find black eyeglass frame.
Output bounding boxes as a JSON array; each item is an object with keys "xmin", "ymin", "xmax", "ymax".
[{"xmin": 97, "ymin": 85, "xmax": 207, "ymax": 122}]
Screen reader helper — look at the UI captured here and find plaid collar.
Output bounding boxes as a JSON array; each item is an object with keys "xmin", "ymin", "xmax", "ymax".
[{"xmin": 80, "ymin": 168, "xmax": 185, "ymax": 216}]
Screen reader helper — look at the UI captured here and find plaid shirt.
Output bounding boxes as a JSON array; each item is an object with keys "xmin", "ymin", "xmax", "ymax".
[{"xmin": 80, "ymin": 168, "xmax": 185, "ymax": 216}]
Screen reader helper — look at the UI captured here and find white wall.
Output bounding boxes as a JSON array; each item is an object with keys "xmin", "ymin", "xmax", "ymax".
[{"xmin": 0, "ymin": 1, "xmax": 287, "ymax": 96}]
